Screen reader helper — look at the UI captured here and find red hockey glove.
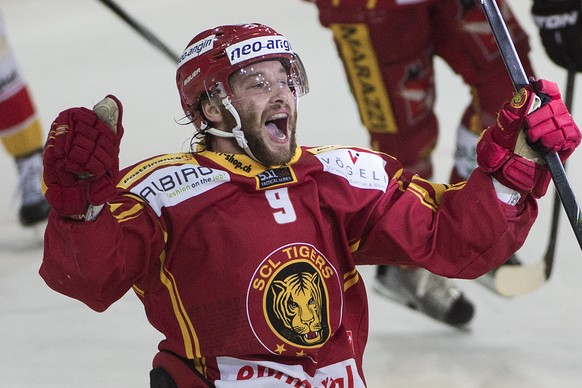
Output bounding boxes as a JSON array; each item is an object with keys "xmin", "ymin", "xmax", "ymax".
[
  {"xmin": 43, "ymin": 95, "xmax": 124, "ymax": 219},
  {"xmin": 524, "ymin": 80, "xmax": 581, "ymax": 162},
  {"xmin": 476, "ymin": 79, "xmax": 580, "ymax": 199}
]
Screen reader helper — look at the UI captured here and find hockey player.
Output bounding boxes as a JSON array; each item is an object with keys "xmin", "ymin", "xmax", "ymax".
[
  {"xmin": 305, "ymin": 0, "xmax": 582, "ymax": 327},
  {"xmin": 39, "ymin": 23, "xmax": 579, "ymax": 387},
  {"xmin": 0, "ymin": 10, "xmax": 50, "ymax": 226}
]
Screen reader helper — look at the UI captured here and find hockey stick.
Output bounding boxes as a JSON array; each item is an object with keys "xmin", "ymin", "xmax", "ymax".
[
  {"xmin": 475, "ymin": 1, "xmax": 581, "ymax": 297},
  {"xmin": 542, "ymin": 70, "xmax": 576, "ymax": 279},
  {"xmin": 487, "ymin": 70, "xmax": 577, "ymax": 297},
  {"xmin": 97, "ymin": 0, "xmax": 180, "ymax": 63},
  {"xmin": 481, "ymin": 0, "xmax": 582, "ymax": 248}
]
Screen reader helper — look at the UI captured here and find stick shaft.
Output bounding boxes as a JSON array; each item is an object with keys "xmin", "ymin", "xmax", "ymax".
[
  {"xmin": 97, "ymin": 0, "xmax": 179, "ymax": 63},
  {"xmin": 481, "ymin": 0, "xmax": 582, "ymax": 251}
]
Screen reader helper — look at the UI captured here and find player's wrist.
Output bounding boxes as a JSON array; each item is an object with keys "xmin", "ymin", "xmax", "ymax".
[
  {"xmin": 64, "ymin": 204, "xmax": 105, "ymax": 222},
  {"xmin": 491, "ymin": 177, "xmax": 521, "ymax": 206}
]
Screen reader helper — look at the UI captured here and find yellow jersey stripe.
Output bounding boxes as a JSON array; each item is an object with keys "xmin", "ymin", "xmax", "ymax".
[
  {"xmin": 343, "ymin": 268, "xmax": 360, "ymax": 292},
  {"xmin": 159, "ymin": 250, "xmax": 202, "ymax": 359}
]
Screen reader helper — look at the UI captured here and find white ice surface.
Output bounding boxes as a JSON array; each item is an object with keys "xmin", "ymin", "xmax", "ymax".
[{"xmin": 1, "ymin": 1, "xmax": 581, "ymax": 387}]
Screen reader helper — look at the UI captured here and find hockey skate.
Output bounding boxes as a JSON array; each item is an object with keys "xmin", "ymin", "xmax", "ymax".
[
  {"xmin": 16, "ymin": 149, "xmax": 50, "ymax": 226},
  {"xmin": 373, "ymin": 265, "xmax": 474, "ymax": 328}
]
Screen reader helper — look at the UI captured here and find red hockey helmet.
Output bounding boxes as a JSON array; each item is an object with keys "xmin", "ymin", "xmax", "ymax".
[{"xmin": 176, "ymin": 23, "xmax": 309, "ymax": 129}]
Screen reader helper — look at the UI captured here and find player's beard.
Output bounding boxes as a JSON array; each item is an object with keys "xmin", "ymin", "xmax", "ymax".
[{"xmin": 223, "ymin": 105, "xmax": 298, "ymax": 166}]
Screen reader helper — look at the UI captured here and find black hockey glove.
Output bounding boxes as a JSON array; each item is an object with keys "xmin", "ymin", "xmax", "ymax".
[{"xmin": 532, "ymin": 0, "xmax": 582, "ymax": 72}]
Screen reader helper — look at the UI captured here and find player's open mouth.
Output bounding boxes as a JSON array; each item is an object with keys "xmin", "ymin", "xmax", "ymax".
[{"xmin": 265, "ymin": 113, "xmax": 288, "ymax": 143}]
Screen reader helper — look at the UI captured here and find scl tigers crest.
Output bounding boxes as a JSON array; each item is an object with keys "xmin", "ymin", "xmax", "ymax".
[{"xmin": 247, "ymin": 243, "xmax": 342, "ymax": 357}]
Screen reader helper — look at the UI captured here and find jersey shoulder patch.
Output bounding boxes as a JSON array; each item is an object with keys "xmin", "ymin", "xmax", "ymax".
[
  {"xmin": 119, "ymin": 153, "xmax": 230, "ymax": 216},
  {"xmin": 307, "ymin": 146, "xmax": 389, "ymax": 192}
]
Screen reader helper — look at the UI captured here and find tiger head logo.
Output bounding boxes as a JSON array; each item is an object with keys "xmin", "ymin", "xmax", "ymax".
[
  {"xmin": 247, "ymin": 243, "xmax": 338, "ymax": 355},
  {"xmin": 270, "ymin": 271, "xmax": 325, "ymax": 345},
  {"xmin": 264, "ymin": 260, "xmax": 331, "ymax": 348}
]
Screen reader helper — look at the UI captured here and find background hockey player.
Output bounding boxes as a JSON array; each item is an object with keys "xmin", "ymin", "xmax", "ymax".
[
  {"xmin": 39, "ymin": 23, "xmax": 580, "ymax": 387},
  {"xmin": 305, "ymin": 0, "xmax": 582, "ymax": 327},
  {"xmin": 0, "ymin": 9, "xmax": 49, "ymax": 227}
]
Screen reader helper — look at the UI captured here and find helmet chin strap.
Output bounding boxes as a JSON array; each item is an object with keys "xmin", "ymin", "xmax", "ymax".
[{"xmin": 206, "ymin": 96, "xmax": 260, "ymax": 163}]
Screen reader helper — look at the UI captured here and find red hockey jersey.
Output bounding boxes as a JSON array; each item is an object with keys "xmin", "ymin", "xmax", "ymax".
[{"xmin": 41, "ymin": 145, "xmax": 536, "ymax": 386}]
